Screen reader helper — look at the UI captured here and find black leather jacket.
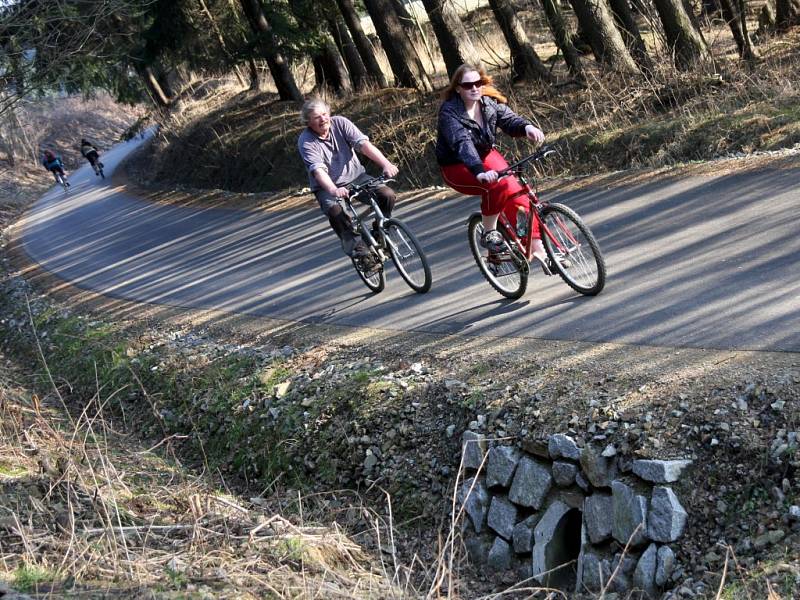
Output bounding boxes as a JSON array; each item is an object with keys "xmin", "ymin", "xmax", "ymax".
[{"xmin": 435, "ymin": 94, "xmax": 531, "ymax": 175}]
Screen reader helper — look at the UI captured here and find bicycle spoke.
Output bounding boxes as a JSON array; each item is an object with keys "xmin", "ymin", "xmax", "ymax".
[
  {"xmin": 541, "ymin": 203, "xmax": 605, "ymax": 296},
  {"xmin": 385, "ymin": 219, "xmax": 431, "ymax": 293}
]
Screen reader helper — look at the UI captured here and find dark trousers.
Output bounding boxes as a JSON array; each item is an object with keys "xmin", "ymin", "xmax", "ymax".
[{"xmin": 322, "ymin": 181, "xmax": 395, "ymax": 257}]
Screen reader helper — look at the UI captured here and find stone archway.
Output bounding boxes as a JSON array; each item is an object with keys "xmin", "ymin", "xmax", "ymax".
[{"xmin": 532, "ymin": 501, "xmax": 583, "ymax": 590}]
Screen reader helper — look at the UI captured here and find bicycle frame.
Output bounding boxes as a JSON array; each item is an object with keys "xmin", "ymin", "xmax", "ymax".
[
  {"xmin": 495, "ymin": 153, "xmax": 581, "ymax": 263},
  {"xmin": 343, "ymin": 179, "xmax": 392, "ymax": 258}
]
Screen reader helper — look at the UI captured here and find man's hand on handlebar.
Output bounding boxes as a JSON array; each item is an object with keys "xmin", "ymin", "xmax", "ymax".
[
  {"xmin": 382, "ymin": 163, "xmax": 399, "ymax": 178},
  {"xmin": 525, "ymin": 124, "xmax": 545, "ymax": 145},
  {"xmin": 477, "ymin": 170, "xmax": 499, "ymax": 184},
  {"xmin": 331, "ymin": 186, "xmax": 350, "ymax": 198}
]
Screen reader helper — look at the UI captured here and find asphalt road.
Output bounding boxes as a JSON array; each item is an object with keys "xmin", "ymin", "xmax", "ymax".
[{"xmin": 20, "ymin": 135, "xmax": 800, "ymax": 352}]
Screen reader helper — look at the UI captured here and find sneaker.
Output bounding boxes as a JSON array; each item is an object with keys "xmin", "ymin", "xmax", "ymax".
[
  {"xmin": 480, "ymin": 229, "xmax": 505, "ymax": 253},
  {"xmin": 352, "ymin": 243, "xmax": 375, "ymax": 270}
]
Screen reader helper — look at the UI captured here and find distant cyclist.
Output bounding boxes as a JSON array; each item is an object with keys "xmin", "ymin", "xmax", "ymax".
[
  {"xmin": 41, "ymin": 149, "xmax": 70, "ymax": 186},
  {"xmin": 80, "ymin": 139, "xmax": 104, "ymax": 176}
]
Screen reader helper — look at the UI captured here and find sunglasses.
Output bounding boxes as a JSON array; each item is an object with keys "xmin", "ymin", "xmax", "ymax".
[{"xmin": 459, "ymin": 79, "xmax": 484, "ymax": 90}]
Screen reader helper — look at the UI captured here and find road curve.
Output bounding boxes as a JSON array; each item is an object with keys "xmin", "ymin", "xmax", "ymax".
[{"xmin": 20, "ymin": 135, "xmax": 800, "ymax": 352}]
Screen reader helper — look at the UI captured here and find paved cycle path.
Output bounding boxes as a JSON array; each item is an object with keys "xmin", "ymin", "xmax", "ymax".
[{"xmin": 20, "ymin": 135, "xmax": 800, "ymax": 352}]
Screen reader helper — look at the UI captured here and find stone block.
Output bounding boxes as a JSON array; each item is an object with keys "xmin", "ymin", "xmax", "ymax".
[
  {"xmin": 462, "ymin": 431, "xmax": 487, "ymax": 471},
  {"xmin": 487, "ymin": 536, "xmax": 513, "ymax": 572},
  {"xmin": 509, "ymin": 457, "xmax": 552, "ymax": 509},
  {"xmin": 584, "ymin": 493, "xmax": 613, "ymax": 544},
  {"xmin": 656, "ymin": 545, "xmax": 675, "ymax": 587},
  {"xmin": 531, "ymin": 501, "xmax": 580, "ymax": 586},
  {"xmin": 576, "ymin": 550, "xmax": 609, "ymax": 592},
  {"xmin": 553, "ymin": 461, "xmax": 578, "ymax": 487},
  {"xmin": 487, "ymin": 495, "xmax": 518, "ymax": 540},
  {"xmin": 648, "ymin": 486, "xmax": 688, "ymax": 542},
  {"xmin": 633, "ymin": 543, "xmax": 658, "ymax": 598},
  {"xmin": 464, "ymin": 533, "xmax": 492, "ymax": 566},
  {"xmin": 549, "ymin": 433, "xmax": 581, "ymax": 460},
  {"xmin": 486, "ymin": 445, "xmax": 521, "ymax": 488},
  {"xmin": 632, "ymin": 459, "xmax": 692, "ymax": 483},
  {"xmin": 458, "ymin": 477, "xmax": 490, "ymax": 533},
  {"xmin": 512, "ymin": 514, "xmax": 538, "ymax": 553},
  {"xmin": 611, "ymin": 481, "xmax": 649, "ymax": 547},
  {"xmin": 581, "ymin": 446, "xmax": 618, "ymax": 488}
]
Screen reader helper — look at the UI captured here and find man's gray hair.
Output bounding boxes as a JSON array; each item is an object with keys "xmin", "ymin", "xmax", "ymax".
[{"xmin": 300, "ymin": 98, "xmax": 330, "ymax": 125}]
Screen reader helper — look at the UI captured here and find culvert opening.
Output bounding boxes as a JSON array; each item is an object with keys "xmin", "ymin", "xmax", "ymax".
[{"xmin": 543, "ymin": 508, "xmax": 582, "ymax": 590}]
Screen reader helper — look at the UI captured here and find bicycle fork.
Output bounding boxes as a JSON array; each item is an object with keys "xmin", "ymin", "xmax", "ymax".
[{"xmin": 353, "ymin": 196, "xmax": 389, "ymax": 263}]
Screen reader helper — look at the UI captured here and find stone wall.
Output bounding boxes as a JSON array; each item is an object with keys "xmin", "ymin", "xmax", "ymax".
[{"xmin": 458, "ymin": 432, "xmax": 691, "ymax": 597}]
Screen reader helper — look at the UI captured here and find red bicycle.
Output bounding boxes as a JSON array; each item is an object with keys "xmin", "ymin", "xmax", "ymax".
[{"xmin": 467, "ymin": 146, "xmax": 606, "ymax": 299}]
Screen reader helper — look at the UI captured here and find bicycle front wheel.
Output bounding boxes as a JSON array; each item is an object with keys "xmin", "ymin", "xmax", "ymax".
[
  {"xmin": 468, "ymin": 214, "xmax": 528, "ymax": 300},
  {"xmin": 383, "ymin": 219, "xmax": 431, "ymax": 293},
  {"xmin": 352, "ymin": 255, "xmax": 385, "ymax": 293},
  {"xmin": 540, "ymin": 203, "xmax": 605, "ymax": 296}
]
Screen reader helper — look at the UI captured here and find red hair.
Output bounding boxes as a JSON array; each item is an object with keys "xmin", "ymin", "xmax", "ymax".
[{"xmin": 440, "ymin": 64, "xmax": 507, "ymax": 104}]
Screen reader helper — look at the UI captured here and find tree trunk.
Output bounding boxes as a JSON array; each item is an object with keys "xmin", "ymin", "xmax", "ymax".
[
  {"xmin": 335, "ymin": 0, "xmax": 389, "ymax": 88},
  {"xmin": 315, "ymin": 35, "xmax": 353, "ymax": 95},
  {"xmin": 651, "ymin": 0, "xmax": 711, "ymax": 70},
  {"xmin": 139, "ymin": 65, "xmax": 171, "ymax": 107},
  {"xmin": 390, "ymin": 0, "xmax": 424, "ymax": 46},
  {"xmin": 238, "ymin": 0, "xmax": 303, "ymax": 101},
  {"xmin": 608, "ymin": 0, "xmax": 655, "ymax": 72},
  {"xmin": 197, "ymin": 0, "xmax": 247, "ymax": 86},
  {"xmin": 718, "ymin": 0, "xmax": 758, "ymax": 60},
  {"xmin": 737, "ymin": 0, "xmax": 757, "ymax": 60},
  {"xmin": 568, "ymin": 0, "xmax": 641, "ymax": 73},
  {"xmin": 776, "ymin": 0, "xmax": 800, "ymax": 28},
  {"xmin": 362, "ymin": 0, "xmax": 433, "ymax": 91},
  {"xmin": 540, "ymin": 0, "xmax": 585, "ymax": 80},
  {"xmin": 248, "ymin": 57, "xmax": 261, "ymax": 90},
  {"xmin": 421, "ymin": 0, "xmax": 482, "ymax": 77},
  {"xmin": 488, "ymin": 0, "xmax": 552, "ymax": 82},
  {"xmin": 329, "ymin": 16, "xmax": 369, "ymax": 91}
]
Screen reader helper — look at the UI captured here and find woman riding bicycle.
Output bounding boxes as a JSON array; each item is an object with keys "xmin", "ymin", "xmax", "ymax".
[
  {"xmin": 297, "ymin": 98, "xmax": 399, "ymax": 264},
  {"xmin": 41, "ymin": 149, "xmax": 70, "ymax": 186},
  {"xmin": 80, "ymin": 138, "xmax": 104, "ymax": 175},
  {"xmin": 435, "ymin": 64, "xmax": 552, "ymax": 272}
]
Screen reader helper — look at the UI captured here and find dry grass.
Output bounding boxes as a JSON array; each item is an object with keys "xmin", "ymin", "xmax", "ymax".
[{"xmin": 0, "ymin": 307, "xmax": 411, "ymax": 598}]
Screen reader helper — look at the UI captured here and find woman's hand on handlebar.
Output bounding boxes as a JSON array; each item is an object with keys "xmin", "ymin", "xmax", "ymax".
[
  {"xmin": 525, "ymin": 124, "xmax": 545, "ymax": 145},
  {"xmin": 477, "ymin": 170, "xmax": 499, "ymax": 184}
]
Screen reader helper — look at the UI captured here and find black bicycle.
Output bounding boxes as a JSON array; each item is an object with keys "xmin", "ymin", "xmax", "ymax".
[{"xmin": 344, "ymin": 176, "xmax": 432, "ymax": 294}]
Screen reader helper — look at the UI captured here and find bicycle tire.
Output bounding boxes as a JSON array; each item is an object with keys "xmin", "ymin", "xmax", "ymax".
[
  {"xmin": 351, "ymin": 255, "xmax": 385, "ymax": 293},
  {"xmin": 467, "ymin": 213, "xmax": 528, "ymax": 299},
  {"xmin": 383, "ymin": 218, "xmax": 431, "ymax": 293},
  {"xmin": 540, "ymin": 203, "xmax": 606, "ymax": 296},
  {"xmin": 56, "ymin": 173, "xmax": 68, "ymax": 192}
]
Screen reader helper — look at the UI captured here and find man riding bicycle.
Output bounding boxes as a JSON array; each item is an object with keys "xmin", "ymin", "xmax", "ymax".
[
  {"xmin": 80, "ymin": 139, "xmax": 104, "ymax": 175},
  {"xmin": 41, "ymin": 149, "xmax": 70, "ymax": 186},
  {"xmin": 297, "ymin": 98, "xmax": 399, "ymax": 266}
]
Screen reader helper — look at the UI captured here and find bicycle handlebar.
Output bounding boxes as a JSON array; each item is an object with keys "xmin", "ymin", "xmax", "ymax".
[
  {"xmin": 347, "ymin": 175, "xmax": 394, "ymax": 197},
  {"xmin": 496, "ymin": 145, "xmax": 557, "ymax": 179}
]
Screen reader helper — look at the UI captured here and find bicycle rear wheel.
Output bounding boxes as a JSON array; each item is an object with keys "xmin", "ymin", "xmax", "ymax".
[
  {"xmin": 352, "ymin": 254, "xmax": 385, "ymax": 293},
  {"xmin": 468, "ymin": 214, "xmax": 528, "ymax": 299},
  {"xmin": 540, "ymin": 203, "xmax": 605, "ymax": 296},
  {"xmin": 383, "ymin": 218, "xmax": 431, "ymax": 293}
]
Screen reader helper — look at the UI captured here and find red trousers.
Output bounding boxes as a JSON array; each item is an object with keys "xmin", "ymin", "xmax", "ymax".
[{"xmin": 440, "ymin": 149, "xmax": 540, "ymax": 239}]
